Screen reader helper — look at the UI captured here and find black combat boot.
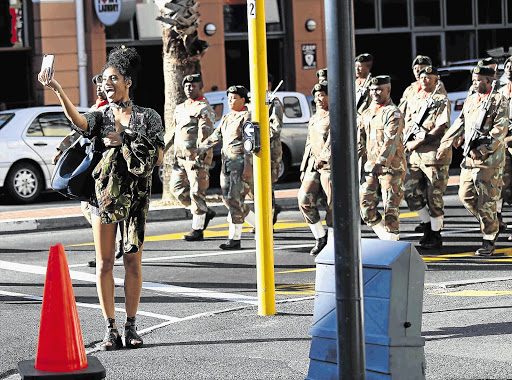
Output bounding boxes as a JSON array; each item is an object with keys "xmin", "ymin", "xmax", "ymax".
[
  {"xmin": 182, "ymin": 229, "xmax": 204, "ymax": 241},
  {"xmin": 219, "ymin": 239, "xmax": 241, "ymax": 250},
  {"xmin": 310, "ymin": 235, "xmax": 328, "ymax": 256},
  {"xmin": 498, "ymin": 213, "xmax": 507, "ymax": 233},
  {"xmin": 475, "ymin": 239, "xmax": 496, "ymax": 256},
  {"xmin": 415, "ymin": 222, "xmax": 428, "ymax": 233},
  {"xmin": 419, "ymin": 222, "xmax": 432, "ymax": 245},
  {"xmin": 421, "ymin": 230, "xmax": 442, "ymax": 249},
  {"xmin": 204, "ymin": 208, "xmax": 216, "ymax": 230},
  {"xmin": 273, "ymin": 204, "xmax": 282, "ymax": 225}
]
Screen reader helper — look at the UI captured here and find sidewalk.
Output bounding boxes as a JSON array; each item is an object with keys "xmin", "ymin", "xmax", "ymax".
[{"xmin": 0, "ymin": 175, "xmax": 460, "ymax": 235}]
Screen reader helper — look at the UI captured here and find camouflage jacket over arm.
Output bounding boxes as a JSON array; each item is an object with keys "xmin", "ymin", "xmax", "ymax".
[
  {"xmin": 73, "ymin": 104, "xmax": 164, "ymax": 253},
  {"xmin": 165, "ymin": 98, "xmax": 215, "ymax": 167},
  {"xmin": 358, "ymin": 99, "xmax": 406, "ymax": 173},
  {"xmin": 300, "ymin": 109, "xmax": 330, "ymax": 172},
  {"xmin": 499, "ymin": 83, "xmax": 512, "ymax": 155},
  {"xmin": 438, "ymin": 91, "xmax": 509, "ymax": 169},
  {"xmin": 405, "ymin": 90, "xmax": 452, "ymax": 165},
  {"xmin": 197, "ymin": 107, "xmax": 252, "ymax": 172}
]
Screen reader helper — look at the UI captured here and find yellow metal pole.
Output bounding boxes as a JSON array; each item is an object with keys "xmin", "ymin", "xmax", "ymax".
[{"xmin": 247, "ymin": 0, "xmax": 275, "ymax": 315}]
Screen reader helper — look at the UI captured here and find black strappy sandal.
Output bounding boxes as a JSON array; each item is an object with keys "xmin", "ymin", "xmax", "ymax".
[
  {"xmin": 124, "ymin": 316, "xmax": 143, "ymax": 349},
  {"xmin": 101, "ymin": 318, "xmax": 123, "ymax": 351}
]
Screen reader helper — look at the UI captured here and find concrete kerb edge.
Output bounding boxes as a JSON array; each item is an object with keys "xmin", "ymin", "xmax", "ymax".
[{"xmin": 0, "ymin": 197, "xmax": 300, "ymax": 234}]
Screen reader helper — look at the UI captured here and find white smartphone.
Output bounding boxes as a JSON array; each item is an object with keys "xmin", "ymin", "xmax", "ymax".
[{"xmin": 41, "ymin": 54, "xmax": 55, "ymax": 79}]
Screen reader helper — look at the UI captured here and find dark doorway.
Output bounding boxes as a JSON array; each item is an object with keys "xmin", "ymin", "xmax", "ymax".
[
  {"xmin": 2, "ymin": 49, "xmax": 33, "ymax": 109},
  {"xmin": 225, "ymin": 38, "xmax": 284, "ymax": 90},
  {"xmin": 107, "ymin": 44, "xmax": 165, "ymax": 119}
]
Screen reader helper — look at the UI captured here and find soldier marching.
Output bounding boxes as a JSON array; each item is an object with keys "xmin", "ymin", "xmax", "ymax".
[{"xmin": 164, "ymin": 52, "xmax": 512, "ymax": 257}]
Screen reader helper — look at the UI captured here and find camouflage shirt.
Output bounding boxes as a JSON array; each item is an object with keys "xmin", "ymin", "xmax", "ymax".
[
  {"xmin": 404, "ymin": 89, "xmax": 452, "ymax": 165},
  {"xmin": 300, "ymin": 109, "xmax": 331, "ymax": 172},
  {"xmin": 166, "ymin": 97, "xmax": 215, "ymax": 166},
  {"xmin": 269, "ymin": 97, "xmax": 283, "ymax": 163},
  {"xmin": 196, "ymin": 107, "xmax": 252, "ymax": 172},
  {"xmin": 438, "ymin": 91, "xmax": 509, "ymax": 169},
  {"xmin": 399, "ymin": 80, "xmax": 448, "ymax": 117},
  {"xmin": 358, "ymin": 99, "xmax": 406, "ymax": 173},
  {"xmin": 498, "ymin": 83, "xmax": 512, "ymax": 155}
]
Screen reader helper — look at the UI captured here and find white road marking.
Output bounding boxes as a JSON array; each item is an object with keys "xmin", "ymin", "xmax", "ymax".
[
  {"xmin": 0, "ymin": 260, "xmax": 258, "ymax": 305},
  {"xmin": 426, "ymin": 276, "xmax": 512, "ymax": 289},
  {"xmin": 66, "ymin": 243, "xmax": 315, "ymax": 268},
  {"xmin": 0, "ymin": 290, "xmax": 180, "ymax": 321}
]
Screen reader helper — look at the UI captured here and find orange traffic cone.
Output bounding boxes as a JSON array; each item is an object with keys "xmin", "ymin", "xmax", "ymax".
[
  {"xmin": 35, "ymin": 243, "xmax": 88, "ymax": 371},
  {"xmin": 17, "ymin": 244, "xmax": 106, "ymax": 379}
]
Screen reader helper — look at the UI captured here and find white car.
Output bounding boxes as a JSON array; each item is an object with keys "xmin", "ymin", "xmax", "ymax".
[
  {"xmin": 204, "ymin": 90, "xmax": 313, "ymax": 182},
  {"xmin": 0, "ymin": 106, "xmax": 89, "ymax": 203}
]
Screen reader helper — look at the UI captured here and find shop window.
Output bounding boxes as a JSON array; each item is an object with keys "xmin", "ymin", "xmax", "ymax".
[
  {"xmin": 478, "ymin": 29, "xmax": 512, "ymax": 57},
  {"xmin": 446, "ymin": 0, "xmax": 473, "ymax": 26},
  {"xmin": 478, "ymin": 0, "xmax": 502, "ymax": 24},
  {"xmin": 413, "ymin": 0, "xmax": 441, "ymax": 27},
  {"xmin": 381, "ymin": 0, "xmax": 408, "ymax": 28},
  {"xmin": 223, "ymin": 0, "xmax": 282, "ymax": 34},
  {"xmin": 105, "ymin": 21, "xmax": 134, "ymax": 41},
  {"xmin": 446, "ymin": 31, "xmax": 476, "ymax": 62},
  {"xmin": 354, "ymin": 0, "xmax": 376, "ymax": 29}
]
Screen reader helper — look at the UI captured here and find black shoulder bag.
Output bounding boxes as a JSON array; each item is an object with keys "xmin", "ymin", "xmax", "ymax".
[{"xmin": 51, "ymin": 136, "xmax": 102, "ymax": 200}]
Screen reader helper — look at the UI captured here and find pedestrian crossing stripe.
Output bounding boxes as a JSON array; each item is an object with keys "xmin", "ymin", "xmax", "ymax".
[{"xmin": 429, "ymin": 290, "xmax": 512, "ymax": 296}]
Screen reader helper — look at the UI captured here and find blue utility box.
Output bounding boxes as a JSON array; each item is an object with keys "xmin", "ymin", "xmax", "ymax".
[{"xmin": 307, "ymin": 238, "xmax": 427, "ymax": 380}]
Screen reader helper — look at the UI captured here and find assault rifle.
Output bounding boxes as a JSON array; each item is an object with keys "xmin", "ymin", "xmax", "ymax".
[
  {"xmin": 355, "ymin": 73, "xmax": 372, "ymax": 109},
  {"xmin": 266, "ymin": 80, "xmax": 284, "ymax": 105},
  {"xmin": 462, "ymin": 80, "xmax": 497, "ymax": 157},
  {"xmin": 403, "ymin": 81, "xmax": 441, "ymax": 142}
]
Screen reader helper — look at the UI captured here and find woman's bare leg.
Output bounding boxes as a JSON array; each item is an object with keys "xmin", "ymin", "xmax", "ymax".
[
  {"xmin": 123, "ymin": 245, "xmax": 143, "ymax": 318},
  {"xmin": 92, "ymin": 214, "xmax": 118, "ymax": 323}
]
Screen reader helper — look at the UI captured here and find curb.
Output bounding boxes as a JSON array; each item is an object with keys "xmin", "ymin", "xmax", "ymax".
[{"xmin": 0, "ymin": 197, "xmax": 300, "ymax": 235}]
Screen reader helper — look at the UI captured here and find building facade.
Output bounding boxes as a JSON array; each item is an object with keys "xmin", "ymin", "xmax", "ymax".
[{"xmin": 3, "ymin": 0, "xmax": 512, "ymax": 113}]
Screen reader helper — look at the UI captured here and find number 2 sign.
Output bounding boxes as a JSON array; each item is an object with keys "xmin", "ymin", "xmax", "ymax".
[{"xmin": 247, "ymin": 0, "xmax": 256, "ymax": 19}]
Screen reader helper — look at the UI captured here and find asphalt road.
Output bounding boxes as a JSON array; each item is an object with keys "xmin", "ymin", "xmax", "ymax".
[{"xmin": 2, "ymin": 196, "xmax": 512, "ymax": 379}]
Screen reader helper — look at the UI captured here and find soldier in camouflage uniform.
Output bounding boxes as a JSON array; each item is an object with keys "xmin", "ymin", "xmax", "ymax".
[
  {"xmin": 191, "ymin": 85, "xmax": 253, "ymax": 250},
  {"xmin": 355, "ymin": 53, "xmax": 373, "ymax": 116},
  {"xmin": 437, "ymin": 65, "xmax": 509, "ymax": 256},
  {"xmin": 498, "ymin": 56, "xmax": 512, "ymax": 237},
  {"xmin": 399, "ymin": 55, "xmax": 447, "ymax": 119},
  {"xmin": 298, "ymin": 81, "xmax": 331, "ymax": 256},
  {"xmin": 358, "ymin": 75, "xmax": 407, "ymax": 240},
  {"xmin": 402, "ymin": 66, "xmax": 451, "ymax": 249},
  {"xmin": 268, "ymin": 74, "xmax": 284, "ymax": 224},
  {"xmin": 164, "ymin": 74, "xmax": 217, "ymax": 241}
]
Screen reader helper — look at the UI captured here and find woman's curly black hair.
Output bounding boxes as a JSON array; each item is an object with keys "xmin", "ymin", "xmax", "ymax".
[{"xmin": 103, "ymin": 46, "xmax": 141, "ymax": 98}]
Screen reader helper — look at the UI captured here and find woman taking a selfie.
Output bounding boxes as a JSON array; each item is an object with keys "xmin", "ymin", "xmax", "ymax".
[{"xmin": 38, "ymin": 46, "xmax": 164, "ymax": 351}]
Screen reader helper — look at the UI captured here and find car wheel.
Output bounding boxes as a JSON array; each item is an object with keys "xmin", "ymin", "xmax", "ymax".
[
  {"xmin": 277, "ymin": 148, "xmax": 291, "ymax": 183},
  {"xmin": 5, "ymin": 162, "xmax": 43, "ymax": 203}
]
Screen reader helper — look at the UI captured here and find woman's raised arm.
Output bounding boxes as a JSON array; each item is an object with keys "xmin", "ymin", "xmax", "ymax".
[{"xmin": 38, "ymin": 67, "xmax": 88, "ymax": 130}]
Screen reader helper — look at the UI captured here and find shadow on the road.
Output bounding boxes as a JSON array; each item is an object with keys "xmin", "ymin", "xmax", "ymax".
[
  {"xmin": 423, "ymin": 320, "xmax": 512, "ymax": 341},
  {"xmin": 143, "ymin": 336, "xmax": 311, "ymax": 348}
]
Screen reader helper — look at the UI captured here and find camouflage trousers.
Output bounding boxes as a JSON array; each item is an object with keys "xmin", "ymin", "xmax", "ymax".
[
  {"xmin": 501, "ymin": 153, "xmax": 512, "ymax": 205},
  {"xmin": 221, "ymin": 164, "xmax": 253, "ymax": 225},
  {"xmin": 459, "ymin": 167, "xmax": 502, "ymax": 236},
  {"xmin": 360, "ymin": 170, "xmax": 405, "ymax": 234},
  {"xmin": 298, "ymin": 164, "xmax": 332, "ymax": 227},
  {"xmin": 404, "ymin": 163, "xmax": 449, "ymax": 218},
  {"xmin": 170, "ymin": 158, "xmax": 209, "ymax": 215}
]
